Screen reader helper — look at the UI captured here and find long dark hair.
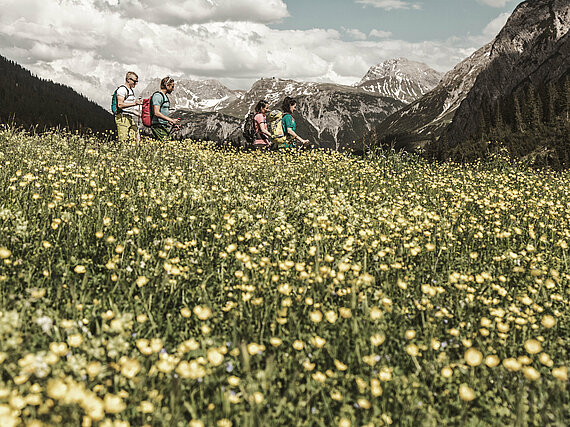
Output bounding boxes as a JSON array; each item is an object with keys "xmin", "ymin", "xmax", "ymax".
[
  {"xmin": 254, "ymin": 99, "xmax": 268, "ymax": 113},
  {"xmin": 282, "ymin": 96, "xmax": 297, "ymax": 114}
]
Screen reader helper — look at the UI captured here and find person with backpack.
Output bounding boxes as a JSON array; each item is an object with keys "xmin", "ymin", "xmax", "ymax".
[
  {"xmin": 113, "ymin": 71, "xmax": 143, "ymax": 145},
  {"xmin": 252, "ymin": 99, "xmax": 273, "ymax": 149},
  {"xmin": 280, "ymin": 96, "xmax": 309, "ymax": 149},
  {"xmin": 150, "ymin": 76, "xmax": 180, "ymax": 141}
]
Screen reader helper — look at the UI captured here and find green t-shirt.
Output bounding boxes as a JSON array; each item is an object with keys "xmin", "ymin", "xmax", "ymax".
[
  {"xmin": 281, "ymin": 113, "xmax": 297, "ymax": 148},
  {"xmin": 151, "ymin": 92, "xmax": 170, "ymax": 126},
  {"xmin": 282, "ymin": 113, "xmax": 295, "ymax": 134}
]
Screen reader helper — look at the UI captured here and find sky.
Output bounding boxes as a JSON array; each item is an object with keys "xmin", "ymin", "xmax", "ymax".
[{"xmin": 0, "ymin": 0, "xmax": 519, "ymax": 109}]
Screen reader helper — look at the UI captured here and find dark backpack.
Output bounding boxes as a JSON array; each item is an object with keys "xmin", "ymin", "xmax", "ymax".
[{"xmin": 243, "ymin": 112, "xmax": 258, "ymax": 145}]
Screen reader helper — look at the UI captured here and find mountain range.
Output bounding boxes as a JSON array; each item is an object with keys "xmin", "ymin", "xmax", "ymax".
[
  {"xmin": 139, "ymin": 60, "xmax": 438, "ymax": 150},
  {"xmin": 447, "ymin": 0, "xmax": 569, "ymax": 147}
]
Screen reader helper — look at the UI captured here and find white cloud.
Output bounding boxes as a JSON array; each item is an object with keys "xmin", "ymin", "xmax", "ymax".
[
  {"xmin": 482, "ymin": 12, "xmax": 511, "ymax": 37},
  {"xmin": 467, "ymin": 11, "xmax": 511, "ymax": 46},
  {"xmin": 476, "ymin": 0, "xmax": 511, "ymax": 7},
  {"xmin": 0, "ymin": 0, "xmax": 477, "ymax": 109},
  {"xmin": 101, "ymin": 0, "xmax": 290, "ymax": 26},
  {"xmin": 369, "ymin": 29, "xmax": 392, "ymax": 39},
  {"xmin": 343, "ymin": 28, "xmax": 368, "ymax": 41},
  {"xmin": 355, "ymin": 0, "xmax": 420, "ymax": 11}
]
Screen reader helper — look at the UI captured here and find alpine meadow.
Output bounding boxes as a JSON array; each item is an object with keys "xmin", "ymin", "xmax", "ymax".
[
  {"xmin": 1, "ymin": 0, "xmax": 570, "ymax": 425},
  {"xmin": 0, "ymin": 128, "xmax": 568, "ymax": 426}
]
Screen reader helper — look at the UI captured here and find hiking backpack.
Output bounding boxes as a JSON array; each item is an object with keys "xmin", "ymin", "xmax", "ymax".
[
  {"xmin": 141, "ymin": 97, "xmax": 152, "ymax": 127},
  {"xmin": 141, "ymin": 92, "xmax": 167, "ymax": 127},
  {"xmin": 242, "ymin": 112, "xmax": 258, "ymax": 145},
  {"xmin": 111, "ymin": 85, "xmax": 129, "ymax": 115},
  {"xmin": 267, "ymin": 110, "xmax": 287, "ymax": 144}
]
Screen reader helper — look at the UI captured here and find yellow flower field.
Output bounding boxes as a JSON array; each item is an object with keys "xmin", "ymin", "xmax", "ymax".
[{"xmin": 0, "ymin": 128, "xmax": 568, "ymax": 426}]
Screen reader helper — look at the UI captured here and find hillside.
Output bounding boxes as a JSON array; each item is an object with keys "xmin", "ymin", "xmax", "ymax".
[
  {"xmin": 447, "ymin": 0, "xmax": 570, "ymax": 145},
  {"xmin": 369, "ymin": 0, "xmax": 570, "ymax": 163},
  {"xmin": 0, "ymin": 55, "xmax": 114, "ymax": 133}
]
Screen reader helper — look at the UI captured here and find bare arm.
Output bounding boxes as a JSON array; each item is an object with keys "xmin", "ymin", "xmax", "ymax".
[
  {"xmin": 286, "ymin": 127, "xmax": 309, "ymax": 144},
  {"xmin": 259, "ymin": 121, "xmax": 272, "ymax": 138},
  {"xmin": 153, "ymin": 104, "xmax": 180, "ymax": 125},
  {"xmin": 117, "ymin": 95, "xmax": 141, "ymax": 110}
]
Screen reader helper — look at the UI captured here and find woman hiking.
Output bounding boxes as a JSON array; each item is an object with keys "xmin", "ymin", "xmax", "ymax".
[
  {"xmin": 280, "ymin": 96, "xmax": 309, "ymax": 149},
  {"xmin": 253, "ymin": 99, "xmax": 273, "ymax": 150}
]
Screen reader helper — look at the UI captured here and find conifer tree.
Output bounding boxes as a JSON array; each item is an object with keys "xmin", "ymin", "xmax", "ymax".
[
  {"xmin": 562, "ymin": 76, "xmax": 570, "ymax": 121},
  {"xmin": 513, "ymin": 96, "xmax": 524, "ymax": 133},
  {"xmin": 525, "ymin": 85, "xmax": 541, "ymax": 130},
  {"xmin": 545, "ymin": 81, "xmax": 556, "ymax": 124}
]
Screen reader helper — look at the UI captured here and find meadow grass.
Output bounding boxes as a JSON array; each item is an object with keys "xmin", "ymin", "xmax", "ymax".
[{"xmin": 0, "ymin": 127, "xmax": 568, "ymax": 426}]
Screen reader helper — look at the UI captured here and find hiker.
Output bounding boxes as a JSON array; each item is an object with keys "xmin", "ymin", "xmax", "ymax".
[
  {"xmin": 281, "ymin": 96, "xmax": 309, "ymax": 149},
  {"xmin": 253, "ymin": 99, "xmax": 273, "ymax": 149},
  {"xmin": 151, "ymin": 76, "xmax": 180, "ymax": 141},
  {"xmin": 114, "ymin": 71, "xmax": 142, "ymax": 144}
]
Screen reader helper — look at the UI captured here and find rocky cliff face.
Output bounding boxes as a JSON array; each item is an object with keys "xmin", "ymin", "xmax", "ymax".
[
  {"xmin": 174, "ymin": 110, "xmax": 243, "ymax": 142},
  {"xmin": 447, "ymin": 0, "xmax": 570, "ymax": 145},
  {"xmin": 373, "ymin": 43, "xmax": 492, "ymax": 140},
  {"xmin": 356, "ymin": 58, "xmax": 443, "ymax": 104}
]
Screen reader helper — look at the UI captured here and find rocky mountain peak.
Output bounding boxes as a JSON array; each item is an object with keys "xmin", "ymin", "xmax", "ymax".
[{"xmin": 356, "ymin": 58, "xmax": 443, "ymax": 103}]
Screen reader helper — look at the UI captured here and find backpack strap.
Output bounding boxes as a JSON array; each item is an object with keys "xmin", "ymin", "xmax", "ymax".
[
  {"xmin": 150, "ymin": 91, "xmax": 169, "ymax": 119},
  {"xmin": 151, "ymin": 91, "xmax": 168, "ymax": 106},
  {"xmin": 116, "ymin": 85, "xmax": 130, "ymax": 98}
]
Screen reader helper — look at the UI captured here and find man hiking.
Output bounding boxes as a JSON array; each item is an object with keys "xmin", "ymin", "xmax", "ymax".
[
  {"xmin": 114, "ymin": 71, "xmax": 142, "ymax": 145},
  {"xmin": 151, "ymin": 76, "xmax": 181, "ymax": 141}
]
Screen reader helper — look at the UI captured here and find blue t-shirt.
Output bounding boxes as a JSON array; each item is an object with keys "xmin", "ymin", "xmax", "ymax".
[{"xmin": 151, "ymin": 92, "xmax": 170, "ymax": 126}]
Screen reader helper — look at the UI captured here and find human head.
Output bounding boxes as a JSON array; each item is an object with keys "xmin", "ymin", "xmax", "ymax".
[
  {"xmin": 255, "ymin": 99, "xmax": 269, "ymax": 113},
  {"xmin": 161, "ymin": 76, "xmax": 175, "ymax": 92},
  {"xmin": 282, "ymin": 96, "xmax": 297, "ymax": 114},
  {"xmin": 125, "ymin": 71, "xmax": 138, "ymax": 87}
]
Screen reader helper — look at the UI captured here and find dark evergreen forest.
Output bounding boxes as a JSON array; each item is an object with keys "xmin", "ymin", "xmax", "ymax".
[
  {"xmin": 422, "ymin": 76, "xmax": 570, "ymax": 168},
  {"xmin": 0, "ymin": 55, "xmax": 114, "ymax": 133}
]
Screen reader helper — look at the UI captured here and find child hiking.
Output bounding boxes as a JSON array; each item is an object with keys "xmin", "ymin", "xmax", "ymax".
[
  {"xmin": 280, "ymin": 96, "xmax": 309, "ymax": 149},
  {"xmin": 150, "ymin": 76, "xmax": 181, "ymax": 141},
  {"xmin": 113, "ymin": 71, "xmax": 143, "ymax": 145}
]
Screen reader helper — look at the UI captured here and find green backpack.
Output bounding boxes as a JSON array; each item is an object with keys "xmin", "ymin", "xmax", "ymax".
[{"xmin": 111, "ymin": 85, "xmax": 129, "ymax": 115}]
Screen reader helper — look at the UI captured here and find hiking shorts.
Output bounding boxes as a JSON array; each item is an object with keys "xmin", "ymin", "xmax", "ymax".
[
  {"xmin": 151, "ymin": 124, "xmax": 172, "ymax": 141},
  {"xmin": 115, "ymin": 114, "xmax": 139, "ymax": 144}
]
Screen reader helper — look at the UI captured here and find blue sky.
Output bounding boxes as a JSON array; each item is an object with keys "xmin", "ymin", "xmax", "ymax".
[
  {"xmin": 0, "ymin": 0, "xmax": 520, "ymax": 108},
  {"xmin": 274, "ymin": 0, "xmax": 518, "ymax": 42}
]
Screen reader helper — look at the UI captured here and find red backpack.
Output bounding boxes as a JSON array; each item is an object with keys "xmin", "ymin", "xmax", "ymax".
[
  {"xmin": 141, "ymin": 92, "xmax": 167, "ymax": 127},
  {"xmin": 141, "ymin": 97, "xmax": 152, "ymax": 127}
]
